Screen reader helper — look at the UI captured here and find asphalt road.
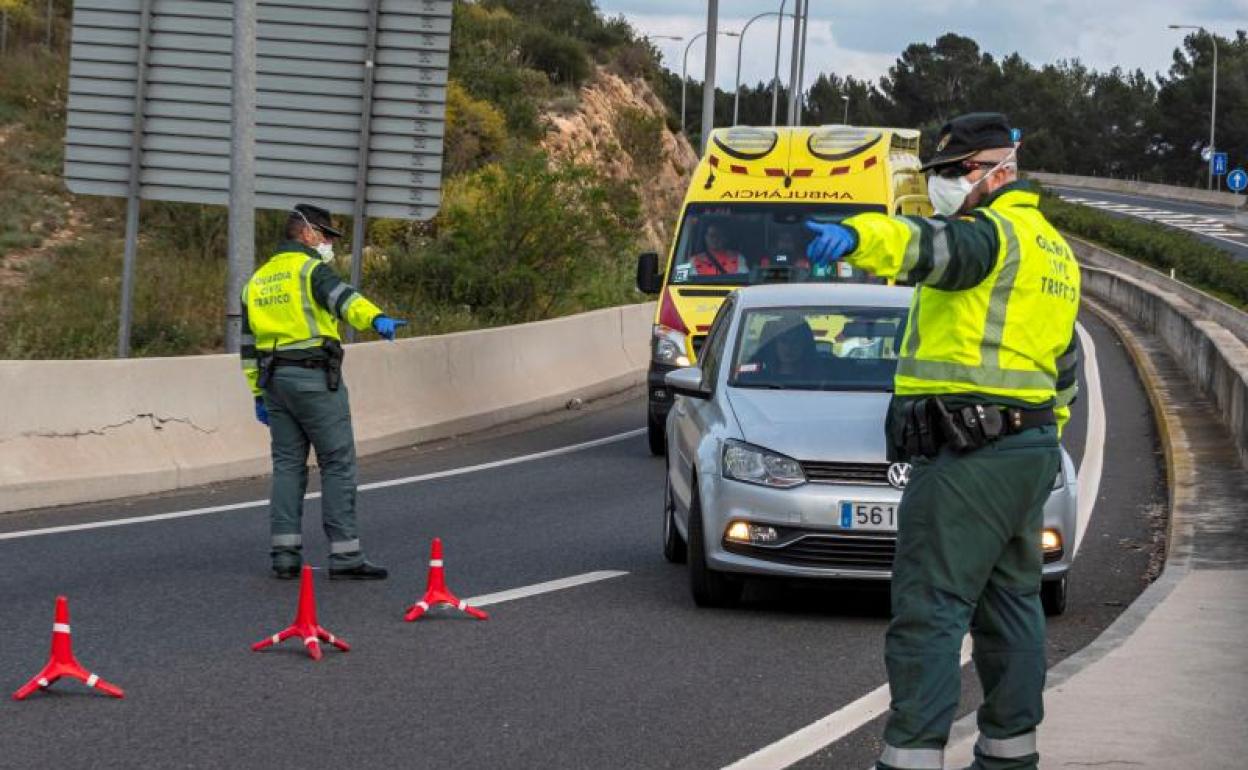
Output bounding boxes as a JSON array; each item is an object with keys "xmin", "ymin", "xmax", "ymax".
[
  {"xmin": 1046, "ymin": 184, "xmax": 1248, "ymax": 260},
  {"xmin": 0, "ymin": 308, "xmax": 1164, "ymax": 770}
]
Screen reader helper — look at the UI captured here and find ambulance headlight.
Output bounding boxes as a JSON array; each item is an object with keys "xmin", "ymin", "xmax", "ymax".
[{"xmin": 653, "ymin": 325, "xmax": 690, "ymax": 367}]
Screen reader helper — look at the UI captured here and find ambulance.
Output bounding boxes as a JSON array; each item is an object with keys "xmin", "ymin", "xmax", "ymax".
[{"xmin": 636, "ymin": 125, "xmax": 933, "ymax": 454}]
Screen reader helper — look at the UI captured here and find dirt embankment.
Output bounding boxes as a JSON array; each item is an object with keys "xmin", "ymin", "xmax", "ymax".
[{"xmin": 541, "ymin": 68, "xmax": 697, "ymax": 253}]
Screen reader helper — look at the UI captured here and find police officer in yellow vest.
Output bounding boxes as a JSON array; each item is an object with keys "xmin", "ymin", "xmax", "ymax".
[
  {"xmin": 806, "ymin": 114, "xmax": 1081, "ymax": 770},
  {"xmin": 241, "ymin": 204, "xmax": 407, "ymax": 581}
]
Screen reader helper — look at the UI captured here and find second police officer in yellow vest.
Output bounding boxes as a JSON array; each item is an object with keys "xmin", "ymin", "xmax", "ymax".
[
  {"xmin": 806, "ymin": 113, "xmax": 1081, "ymax": 770},
  {"xmin": 240, "ymin": 204, "xmax": 407, "ymax": 581}
]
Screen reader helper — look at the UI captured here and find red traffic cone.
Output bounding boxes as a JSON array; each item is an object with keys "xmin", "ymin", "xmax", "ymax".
[
  {"xmin": 251, "ymin": 566, "xmax": 350, "ymax": 661},
  {"xmin": 404, "ymin": 538, "xmax": 488, "ymax": 622},
  {"xmin": 13, "ymin": 596, "xmax": 124, "ymax": 701}
]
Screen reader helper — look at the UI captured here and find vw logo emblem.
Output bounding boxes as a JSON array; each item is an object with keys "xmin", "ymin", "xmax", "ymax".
[{"xmin": 887, "ymin": 462, "xmax": 912, "ymax": 489}]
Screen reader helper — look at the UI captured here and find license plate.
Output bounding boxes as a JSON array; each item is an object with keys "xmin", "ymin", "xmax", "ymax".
[{"xmin": 839, "ymin": 501, "xmax": 898, "ymax": 531}]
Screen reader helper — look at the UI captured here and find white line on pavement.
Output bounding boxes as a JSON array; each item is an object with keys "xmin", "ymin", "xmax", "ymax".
[
  {"xmin": 0, "ymin": 429, "xmax": 646, "ymax": 542},
  {"xmin": 722, "ymin": 637, "xmax": 973, "ymax": 770},
  {"xmin": 722, "ymin": 322, "xmax": 1108, "ymax": 770},
  {"xmin": 466, "ymin": 571, "xmax": 628, "ymax": 607},
  {"xmin": 1074, "ymin": 322, "xmax": 1105, "ymax": 556}
]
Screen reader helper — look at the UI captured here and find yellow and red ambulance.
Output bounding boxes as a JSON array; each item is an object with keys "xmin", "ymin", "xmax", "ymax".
[{"xmin": 636, "ymin": 125, "xmax": 932, "ymax": 454}]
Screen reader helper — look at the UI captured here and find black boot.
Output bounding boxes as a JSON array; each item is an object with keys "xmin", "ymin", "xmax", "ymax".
[{"xmin": 329, "ymin": 561, "xmax": 388, "ymax": 580}]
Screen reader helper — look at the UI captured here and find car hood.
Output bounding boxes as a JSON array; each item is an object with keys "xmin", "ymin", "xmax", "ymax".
[{"xmin": 725, "ymin": 387, "xmax": 890, "ymax": 463}]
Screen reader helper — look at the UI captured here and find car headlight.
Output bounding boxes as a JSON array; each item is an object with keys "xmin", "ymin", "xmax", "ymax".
[
  {"xmin": 652, "ymin": 325, "xmax": 690, "ymax": 367},
  {"xmin": 722, "ymin": 440, "xmax": 806, "ymax": 488}
]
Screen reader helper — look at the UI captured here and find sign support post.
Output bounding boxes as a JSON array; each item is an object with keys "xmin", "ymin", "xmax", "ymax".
[
  {"xmin": 116, "ymin": 0, "xmax": 153, "ymax": 357},
  {"xmin": 346, "ymin": 0, "xmax": 381, "ymax": 343},
  {"xmin": 225, "ymin": 0, "xmax": 257, "ymax": 354}
]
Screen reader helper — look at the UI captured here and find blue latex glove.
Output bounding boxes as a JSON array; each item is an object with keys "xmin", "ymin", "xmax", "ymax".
[
  {"xmin": 254, "ymin": 397, "xmax": 269, "ymax": 426},
  {"xmin": 372, "ymin": 315, "xmax": 409, "ymax": 341},
  {"xmin": 804, "ymin": 220, "xmax": 858, "ymax": 267}
]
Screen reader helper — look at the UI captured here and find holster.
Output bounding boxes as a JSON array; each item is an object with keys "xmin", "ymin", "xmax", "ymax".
[
  {"xmin": 888, "ymin": 397, "xmax": 1008, "ymax": 461},
  {"xmin": 324, "ymin": 339, "xmax": 344, "ymax": 391},
  {"xmin": 256, "ymin": 354, "xmax": 275, "ymax": 391}
]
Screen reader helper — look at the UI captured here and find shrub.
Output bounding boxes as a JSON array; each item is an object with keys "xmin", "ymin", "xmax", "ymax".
[
  {"xmin": 443, "ymin": 80, "xmax": 508, "ymax": 176},
  {"xmin": 614, "ymin": 106, "xmax": 664, "ymax": 171},
  {"xmin": 369, "ymin": 150, "xmax": 641, "ymax": 326},
  {"xmin": 1040, "ymin": 191, "xmax": 1248, "ymax": 309},
  {"xmin": 519, "ymin": 26, "xmax": 590, "ymax": 87}
]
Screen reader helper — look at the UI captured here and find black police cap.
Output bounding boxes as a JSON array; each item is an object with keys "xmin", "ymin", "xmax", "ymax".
[
  {"xmin": 291, "ymin": 203, "xmax": 344, "ymax": 239},
  {"xmin": 921, "ymin": 112, "xmax": 1015, "ymax": 171}
]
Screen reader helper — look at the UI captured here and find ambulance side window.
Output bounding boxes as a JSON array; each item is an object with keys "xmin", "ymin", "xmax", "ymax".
[{"xmin": 699, "ymin": 297, "xmax": 735, "ymax": 391}]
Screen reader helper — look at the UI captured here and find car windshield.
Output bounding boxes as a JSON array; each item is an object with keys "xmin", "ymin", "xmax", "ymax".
[
  {"xmin": 728, "ymin": 305, "xmax": 908, "ymax": 391},
  {"xmin": 668, "ymin": 203, "xmax": 888, "ymax": 287}
]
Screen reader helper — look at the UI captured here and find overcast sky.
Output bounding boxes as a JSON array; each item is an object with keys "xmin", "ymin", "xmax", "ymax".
[{"xmin": 597, "ymin": 0, "xmax": 1245, "ymax": 89}]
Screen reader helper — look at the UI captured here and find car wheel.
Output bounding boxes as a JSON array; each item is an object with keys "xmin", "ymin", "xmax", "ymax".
[
  {"xmin": 687, "ymin": 483, "xmax": 743, "ymax": 607},
  {"xmin": 662, "ymin": 472, "xmax": 687, "ymax": 564},
  {"xmin": 1042, "ymin": 575, "xmax": 1068, "ymax": 616},
  {"xmin": 647, "ymin": 411, "xmax": 667, "ymax": 456}
]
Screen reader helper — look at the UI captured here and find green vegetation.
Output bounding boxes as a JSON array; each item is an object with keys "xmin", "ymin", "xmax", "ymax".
[
  {"xmin": 614, "ymin": 106, "xmax": 664, "ymax": 172},
  {"xmin": 1040, "ymin": 192, "xmax": 1248, "ymax": 309},
  {"xmin": 0, "ymin": 0, "xmax": 660, "ymax": 359}
]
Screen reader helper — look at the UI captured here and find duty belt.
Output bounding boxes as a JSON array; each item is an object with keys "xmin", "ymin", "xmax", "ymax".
[
  {"xmin": 889, "ymin": 397, "xmax": 1056, "ymax": 461},
  {"xmin": 270, "ymin": 357, "xmax": 328, "ymax": 369}
]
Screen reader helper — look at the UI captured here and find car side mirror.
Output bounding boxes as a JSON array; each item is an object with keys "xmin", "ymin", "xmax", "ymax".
[
  {"xmin": 665, "ymin": 367, "xmax": 709, "ymax": 399},
  {"xmin": 636, "ymin": 252, "xmax": 662, "ymax": 294}
]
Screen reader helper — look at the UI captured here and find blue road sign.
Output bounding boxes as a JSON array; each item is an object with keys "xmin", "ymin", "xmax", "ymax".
[
  {"xmin": 1228, "ymin": 168, "xmax": 1248, "ymax": 193},
  {"xmin": 1212, "ymin": 152, "xmax": 1228, "ymax": 176}
]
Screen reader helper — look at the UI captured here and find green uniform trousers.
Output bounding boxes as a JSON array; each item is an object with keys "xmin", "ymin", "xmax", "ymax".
[
  {"xmin": 263, "ymin": 366, "xmax": 364, "ymax": 570},
  {"xmin": 878, "ymin": 426, "xmax": 1061, "ymax": 770}
]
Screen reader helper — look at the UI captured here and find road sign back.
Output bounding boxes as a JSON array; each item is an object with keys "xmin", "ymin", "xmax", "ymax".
[{"xmin": 65, "ymin": 0, "xmax": 450, "ymax": 221}]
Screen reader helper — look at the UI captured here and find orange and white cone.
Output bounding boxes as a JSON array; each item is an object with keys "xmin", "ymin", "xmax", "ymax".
[
  {"xmin": 252, "ymin": 565, "xmax": 350, "ymax": 661},
  {"xmin": 13, "ymin": 596, "xmax": 124, "ymax": 700},
  {"xmin": 404, "ymin": 538, "xmax": 488, "ymax": 621}
]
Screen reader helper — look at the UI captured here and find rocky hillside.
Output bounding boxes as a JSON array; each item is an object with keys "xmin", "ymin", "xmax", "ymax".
[{"xmin": 541, "ymin": 68, "xmax": 697, "ymax": 253}]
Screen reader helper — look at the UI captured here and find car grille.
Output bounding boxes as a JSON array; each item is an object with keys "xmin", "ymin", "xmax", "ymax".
[
  {"xmin": 800, "ymin": 461, "xmax": 892, "ymax": 486},
  {"xmin": 725, "ymin": 532, "xmax": 896, "ymax": 571}
]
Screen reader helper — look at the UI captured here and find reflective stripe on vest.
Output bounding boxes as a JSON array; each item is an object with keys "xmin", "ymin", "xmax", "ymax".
[
  {"xmin": 894, "ymin": 191, "xmax": 1079, "ymax": 403},
  {"xmin": 976, "ymin": 730, "xmax": 1037, "ymax": 758},
  {"xmin": 879, "ymin": 744, "xmax": 944, "ymax": 769}
]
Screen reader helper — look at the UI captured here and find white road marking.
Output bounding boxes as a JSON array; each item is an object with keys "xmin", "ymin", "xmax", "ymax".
[
  {"xmin": 722, "ymin": 322, "xmax": 1108, "ymax": 770},
  {"xmin": 722, "ymin": 637, "xmax": 973, "ymax": 770},
  {"xmin": 1074, "ymin": 322, "xmax": 1105, "ymax": 556},
  {"xmin": 1058, "ymin": 194, "xmax": 1248, "ymax": 249},
  {"xmin": 0, "ymin": 429, "xmax": 646, "ymax": 542},
  {"xmin": 465, "ymin": 571, "xmax": 628, "ymax": 607}
]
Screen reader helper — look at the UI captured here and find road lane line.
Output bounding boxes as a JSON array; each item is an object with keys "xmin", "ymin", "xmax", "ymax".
[
  {"xmin": 1074, "ymin": 322, "xmax": 1105, "ymax": 556},
  {"xmin": 722, "ymin": 637, "xmax": 973, "ymax": 770},
  {"xmin": 0, "ymin": 429, "xmax": 646, "ymax": 542},
  {"xmin": 466, "ymin": 571, "xmax": 628, "ymax": 607},
  {"xmin": 723, "ymin": 322, "xmax": 1108, "ymax": 769}
]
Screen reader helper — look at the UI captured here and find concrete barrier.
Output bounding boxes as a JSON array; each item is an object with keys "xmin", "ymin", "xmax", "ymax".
[
  {"xmin": 1031, "ymin": 171, "xmax": 1246, "ymax": 210},
  {"xmin": 1074, "ymin": 242, "xmax": 1248, "ymax": 469},
  {"xmin": 1070, "ymin": 235, "xmax": 1248, "ymax": 344},
  {"xmin": 0, "ymin": 303, "xmax": 655, "ymax": 514}
]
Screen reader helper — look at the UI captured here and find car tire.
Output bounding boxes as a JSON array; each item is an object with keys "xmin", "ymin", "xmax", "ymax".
[
  {"xmin": 647, "ymin": 411, "xmax": 667, "ymax": 456},
  {"xmin": 687, "ymin": 483, "xmax": 743, "ymax": 607},
  {"xmin": 1042, "ymin": 575, "xmax": 1068, "ymax": 616},
  {"xmin": 662, "ymin": 472, "xmax": 687, "ymax": 564}
]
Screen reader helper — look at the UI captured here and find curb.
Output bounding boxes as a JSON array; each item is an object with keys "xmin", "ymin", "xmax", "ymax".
[{"xmin": 942, "ymin": 296, "xmax": 1190, "ymax": 757}]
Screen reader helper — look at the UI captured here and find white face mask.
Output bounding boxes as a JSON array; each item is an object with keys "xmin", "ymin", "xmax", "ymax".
[
  {"xmin": 927, "ymin": 150, "xmax": 1017, "ymax": 216},
  {"xmin": 315, "ymin": 241, "xmax": 335, "ymax": 263}
]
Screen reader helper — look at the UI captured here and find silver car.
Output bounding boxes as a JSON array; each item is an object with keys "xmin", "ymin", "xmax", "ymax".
[{"xmin": 662, "ymin": 283, "xmax": 1077, "ymax": 614}]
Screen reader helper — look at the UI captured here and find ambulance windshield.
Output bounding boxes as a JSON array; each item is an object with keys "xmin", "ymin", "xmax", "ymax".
[{"xmin": 668, "ymin": 203, "xmax": 888, "ymax": 286}]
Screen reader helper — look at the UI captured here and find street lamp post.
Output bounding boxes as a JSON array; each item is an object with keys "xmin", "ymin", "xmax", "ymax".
[
  {"xmin": 841, "ymin": 94, "xmax": 850, "ymax": 125},
  {"xmin": 682, "ymin": 29, "xmax": 739, "ymax": 136},
  {"xmin": 733, "ymin": 8, "xmax": 794, "ymax": 125},
  {"xmin": 770, "ymin": 0, "xmax": 787, "ymax": 126},
  {"xmin": 1169, "ymin": 24, "xmax": 1218, "ymax": 190}
]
